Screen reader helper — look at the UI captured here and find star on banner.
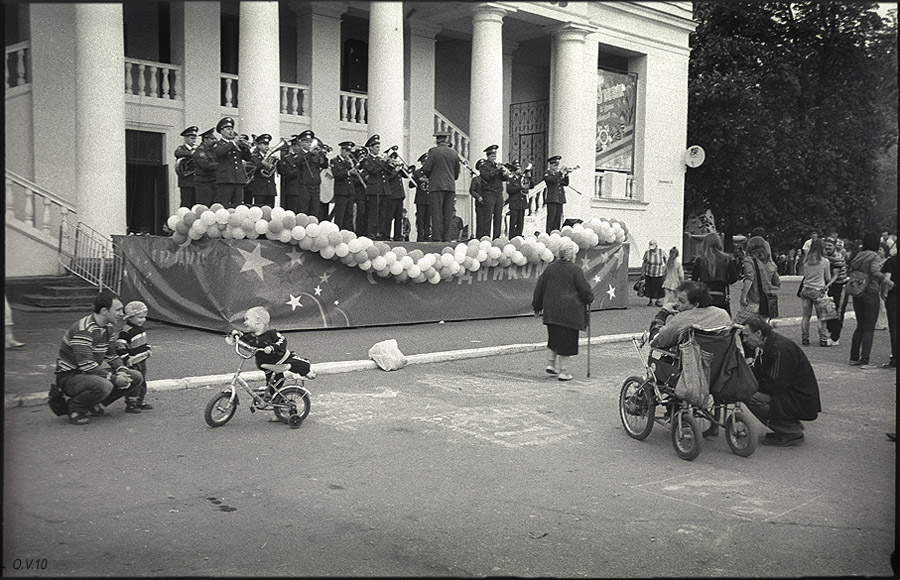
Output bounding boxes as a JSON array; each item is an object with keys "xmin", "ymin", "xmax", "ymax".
[
  {"xmin": 606, "ymin": 284, "xmax": 616, "ymax": 300},
  {"xmin": 314, "ymin": 285, "xmax": 323, "ymax": 296},
  {"xmin": 237, "ymin": 244, "xmax": 274, "ymax": 280},
  {"xmin": 594, "ymin": 275, "xmax": 603, "ymax": 284},
  {"xmin": 287, "ymin": 294, "xmax": 303, "ymax": 311},
  {"xmin": 287, "ymin": 248, "xmax": 306, "ymax": 267},
  {"xmin": 319, "ymin": 271, "xmax": 331, "ymax": 284}
]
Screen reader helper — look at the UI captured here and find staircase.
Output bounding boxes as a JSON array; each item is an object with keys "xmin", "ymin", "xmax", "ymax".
[{"xmin": 6, "ymin": 275, "xmax": 99, "ymax": 310}]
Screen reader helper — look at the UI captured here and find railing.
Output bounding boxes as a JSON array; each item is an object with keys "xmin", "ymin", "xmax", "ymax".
[
  {"xmin": 433, "ymin": 112, "xmax": 471, "ymax": 161},
  {"xmin": 6, "ymin": 170, "xmax": 76, "ymax": 247},
  {"xmin": 281, "ymin": 82, "xmax": 309, "ymax": 117},
  {"xmin": 339, "ymin": 91, "xmax": 367, "ymax": 124},
  {"xmin": 59, "ymin": 221, "xmax": 124, "ymax": 294},
  {"xmin": 5, "ymin": 41, "xmax": 30, "ymax": 91},
  {"xmin": 594, "ymin": 171, "xmax": 635, "ymax": 199},
  {"xmin": 124, "ymin": 57, "xmax": 182, "ymax": 100},
  {"xmin": 221, "ymin": 73, "xmax": 239, "ymax": 108}
]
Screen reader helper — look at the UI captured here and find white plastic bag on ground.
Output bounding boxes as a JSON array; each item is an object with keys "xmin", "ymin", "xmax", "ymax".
[{"xmin": 368, "ymin": 339, "xmax": 407, "ymax": 371}]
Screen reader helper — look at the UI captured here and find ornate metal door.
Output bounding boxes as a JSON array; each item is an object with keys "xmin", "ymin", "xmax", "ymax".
[{"xmin": 509, "ymin": 99, "xmax": 549, "ymax": 178}]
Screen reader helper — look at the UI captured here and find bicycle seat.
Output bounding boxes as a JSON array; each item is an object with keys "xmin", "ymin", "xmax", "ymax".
[{"xmin": 260, "ymin": 363, "xmax": 292, "ymax": 373}]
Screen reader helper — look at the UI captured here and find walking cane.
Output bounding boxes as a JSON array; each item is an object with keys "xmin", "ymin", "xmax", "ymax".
[{"xmin": 586, "ymin": 305, "xmax": 592, "ymax": 378}]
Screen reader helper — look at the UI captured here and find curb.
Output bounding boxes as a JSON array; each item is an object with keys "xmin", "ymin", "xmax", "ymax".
[{"xmin": 3, "ymin": 314, "xmax": 841, "ymax": 410}]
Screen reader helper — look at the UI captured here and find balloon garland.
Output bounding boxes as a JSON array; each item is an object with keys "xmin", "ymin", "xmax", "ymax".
[{"xmin": 166, "ymin": 204, "xmax": 629, "ymax": 285}]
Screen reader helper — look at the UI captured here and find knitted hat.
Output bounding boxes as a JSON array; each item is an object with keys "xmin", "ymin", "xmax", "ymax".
[{"xmin": 124, "ymin": 301, "xmax": 148, "ymax": 319}]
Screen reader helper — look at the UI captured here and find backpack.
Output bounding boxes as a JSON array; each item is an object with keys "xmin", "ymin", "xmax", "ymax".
[
  {"xmin": 845, "ymin": 254, "xmax": 874, "ymax": 298},
  {"xmin": 48, "ymin": 382, "xmax": 69, "ymax": 416}
]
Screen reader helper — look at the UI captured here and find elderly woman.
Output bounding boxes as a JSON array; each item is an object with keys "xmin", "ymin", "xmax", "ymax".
[
  {"xmin": 649, "ymin": 280, "xmax": 733, "ymax": 350},
  {"xmin": 532, "ymin": 240, "xmax": 595, "ymax": 381},
  {"xmin": 641, "ymin": 239, "xmax": 667, "ymax": 307}
]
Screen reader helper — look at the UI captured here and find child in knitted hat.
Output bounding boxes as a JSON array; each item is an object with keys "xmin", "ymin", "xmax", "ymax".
[{"xmin": 116, "ymin": 301, "xmax": 154, "ymax": 410}]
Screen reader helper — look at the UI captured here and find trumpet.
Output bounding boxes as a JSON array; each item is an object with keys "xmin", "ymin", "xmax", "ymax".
[
  {"xmin": 501, "ymin": 162, "xmax": 517, "ymax": 180},
  {"xmin": 562, "ymin": 164, "xmax": 581, "ymax": 175},
  {"xmin": 308, "ymin": 138, "xmax": 332, "ymax": 155}
]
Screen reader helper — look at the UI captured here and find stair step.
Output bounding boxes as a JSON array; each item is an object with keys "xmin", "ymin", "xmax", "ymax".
[
  {"xmin": 20, "ymin": 294, "xmax": 96, "ymax": 308},
  {"xmin": 39, "ymin": 285, "xmax": 99, "ymax": 298}
]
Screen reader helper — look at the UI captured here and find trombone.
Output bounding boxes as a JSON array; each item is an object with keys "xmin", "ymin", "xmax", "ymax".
[{"xmin": 458, "ymin": 153, "xmax": 478, "ymax": 178}]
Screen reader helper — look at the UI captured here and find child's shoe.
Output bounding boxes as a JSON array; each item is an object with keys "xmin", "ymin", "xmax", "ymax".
[
  {"xmin": 304, "ymin": 369, "xmax": 317, "ymax": 380},
  {"xmin": 136, "ymin": 401, "xmax": 153, "ymax": 410}
]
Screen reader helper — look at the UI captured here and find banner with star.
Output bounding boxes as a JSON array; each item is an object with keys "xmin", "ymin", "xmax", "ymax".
[{"xmin": 116, "ymin": 236, "xmax": 629, "ymax": 332}]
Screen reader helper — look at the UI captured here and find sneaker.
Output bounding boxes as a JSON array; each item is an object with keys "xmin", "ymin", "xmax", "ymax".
[
  {"xmin": 304, "ymin": 369, "xmax": 317, "ymax": 380},
  {"xmin": 557, "ymin": 373, "xmax": 573, "ymax": 381},
  {"xmin": 819, "ymin": 339, "xmax": 835, "ymax": 347},
  {"xmin": 761, "ymin": 432, "xmax": 804, "ymax": 446},
  {"xmin": 124, "ymin": 403, "xmax": 142, "ymax": 414},
  {"xmin": 858, "ymin": 364, "xmax": 874, "ymax": 370},
  {"xmin": 545, "ymin": 366, "xmax": 559, "ymax": 375},
  {"xmin": 801, "ymin": 339, "xmax": 810, "ymax": 346},
  {"xmin": 849, "ymin": 360, "xmax": 863, "ymax": 366},
  {"xmin": 136, "ymin": 401, "xmax": 154, "ymax": 410},
  {"xmin": 89, "ymin": 404, "xmax": 106, "ymax": 417},
  {"xmin": 68, "ymin": 412, "xmax": 91, "ymax": 425},
  {"xmin": 831, "ymin": 339, "xmax": 840, "ymax": 346}
]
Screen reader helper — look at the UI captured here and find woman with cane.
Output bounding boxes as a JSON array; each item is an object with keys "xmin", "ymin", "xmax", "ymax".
[{"xmin": 532, "ymin": 240, "xmax": 595, "ymax": 381}]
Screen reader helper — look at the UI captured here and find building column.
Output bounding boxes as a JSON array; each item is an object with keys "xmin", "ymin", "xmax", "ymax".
[
  {"xmin": 238, "ymin": 2, "xmax": 280, "ymax": 138},
  {"xmin": 176, "ymin": 2, "xmax": 221, "ymax": 132},
  {"xmin": 548, "ymin": 23, "xmax": 593, "ymax": 220},
  {"xmin": 407, "ymin": 20, "xmax": 441, "ymax": 165},
  {"xmin": 501, "ymin": 40, "xmax": 517, "ymax": 163},
  {"xmin": 294, "ymin": 2, "xmax": 345, "ymax": 141},
  {"xmin": 468, "ymin": 3, "xmax": 513, "ymax": 163},
  {"xmin": 580, "ymin": 32, "xmax": 600, "ymax": 205},
  {"xmin": 74, "ymin": 3, "xmax": 127, "ymax": 235},
  {"xmin": 367, "ymin": 2, "xmax": 405, "ymax": 154}
]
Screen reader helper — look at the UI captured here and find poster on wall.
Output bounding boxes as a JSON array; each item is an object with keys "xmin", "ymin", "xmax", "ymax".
[{"xmin": 595, "ymin": 69, "xmax": 638, "ymax": 172}]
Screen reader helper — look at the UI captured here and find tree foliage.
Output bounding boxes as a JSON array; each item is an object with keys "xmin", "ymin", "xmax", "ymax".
[{"xmin": 685, "ymin": 2, "xmax": 897, "ymax": 250}]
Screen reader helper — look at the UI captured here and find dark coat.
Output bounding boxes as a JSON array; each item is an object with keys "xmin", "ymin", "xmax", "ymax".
[
  {"xmin": 192, "ymin": 143, "xmax": 218, "ymax": 185},
  {"xmin": 411, "ymin": 168, "xmax": 429, "ymax": 205},
  {"xmin": 245, "ymin": 150, "xmax": 277, "ymax": 199},
  {"xmin": 277, "ymin": 152, "xmax": 300, "ymax": 197},
  {"xmin": 212, "ymin": 139, "xmax": 252, "ymax": 185},
  {"xmin": 505, "ymin": 174, "xmax": 530, "ymax": 211},
  {"xmin": 298, "ymin": 150, "xmax": 328, "ymax": 186},
  {"xmin": 330, "ymin": 155, "xmax": 356, "ymax": 197},
  {"xmin": 421, "ymin": 143, "xmax": 460, "ymax": 192},
  {"xmin": 754, "ymin": 331, "xmax": 821, "ymax": 421},
  {"xmin": 532, "ymin": 260, "xmax": 595, "ymax": 331},
  {"xmin": 174, "ymin": 144, "xmax": 195, "ymax": 187},
  {"xmin": 543, "ymin": 169, "xmax": 569, "ymax": 204},
  {"xmin": 478, "ymin": 160, "xmax": 507, "ymax": 195}
]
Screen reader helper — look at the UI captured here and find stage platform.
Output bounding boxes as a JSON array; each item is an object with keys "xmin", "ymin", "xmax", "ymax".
[{"xmin": 115, "ymin": 236, "xmax": 630, "ymax": 332}]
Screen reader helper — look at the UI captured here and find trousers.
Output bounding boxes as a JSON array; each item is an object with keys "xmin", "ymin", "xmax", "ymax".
[{"xmin": 58, "ymin": 369, "xmax": 144, "ymax": 414}]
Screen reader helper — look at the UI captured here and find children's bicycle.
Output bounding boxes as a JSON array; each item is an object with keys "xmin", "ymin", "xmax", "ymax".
[{"xmin": 204, "ymin": 337, "xmax": 311, "ymax": 429}]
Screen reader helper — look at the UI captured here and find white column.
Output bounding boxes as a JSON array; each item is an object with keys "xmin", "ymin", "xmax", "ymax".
[
  {"xmin": 581, "ymin": 32, "xmax": 600, "ymax": 201},
  {"xmin": 74, "ymin": 3, "xmax": 127, "ymax": 235},
  {"xmin": 367, "ymin": 2, "xmax": 405, "ymax": 154},
  {"xmin": 179, "ymin": 2, "xmax": 221, "ymax": 132},
  {"xmin": 468, "ymin": 3, "xmax": 512, "ymax": 163},
  {"xmin": 549, "ymin": 23, "xmax": 593, "ymax": 220},
  {"xmin": 407, "ymin": 20, "xmax": 441, "ymax": 165},
  {"xmin": 238, "ymin": 2, "xmax": 281, "ymax": 138},
  {"xmin": 501, "ymin": 40, "xmax": 517, "ymax": 163},
  {"xmin": 293, "ymin": 2, "xmax": 345, "ymax": 142}
]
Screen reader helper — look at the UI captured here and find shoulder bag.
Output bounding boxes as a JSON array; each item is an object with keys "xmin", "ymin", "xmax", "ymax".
[
  {"xmin": 754, "ymin": 258, "xmax": 779, "ymax": 319},
  {"xmin": 845, "ymin": 254, "xmax": 875, "ymax": 297}
]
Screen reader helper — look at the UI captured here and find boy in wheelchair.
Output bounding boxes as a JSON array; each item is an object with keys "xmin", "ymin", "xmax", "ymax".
[{"xmin": 226, "ymin": 306, "xmax": 316, "ymax": 399}]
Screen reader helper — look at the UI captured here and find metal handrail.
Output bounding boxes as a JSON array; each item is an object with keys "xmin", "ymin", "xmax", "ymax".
[{"xmin": 58, "ymin": 221, "xmax": 123, "ymax": 295}]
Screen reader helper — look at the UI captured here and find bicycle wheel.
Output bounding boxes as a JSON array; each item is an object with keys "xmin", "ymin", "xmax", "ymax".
[
  {"xmin": 618, "ymin": 376, "xmax": 656, "ymax": 440},
  {"xmin": 205, "ymin": 392, "xmax": 237, "ymax": 427},
  {"xmin": 671, "ymin": 409, "xmax": 701, "ymax": 461},
  {"xmin": 273, "ymin": 387, "xmax": 311, "ymax": 425},
  {"xmin": 725, "ymin": 410, "xmax": 758, "ymax": 457}
]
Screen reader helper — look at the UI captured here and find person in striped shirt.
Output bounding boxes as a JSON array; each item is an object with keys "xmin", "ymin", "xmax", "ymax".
[
  {"xmin": 116, "ymin": 301, "xmax": 154, "ymax": 410},
  {"xmin": 54, "ymin": 290, "xmax": 145, "ymax": 425}
]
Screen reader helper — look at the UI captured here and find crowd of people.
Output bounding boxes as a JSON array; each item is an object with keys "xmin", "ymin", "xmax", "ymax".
[{"xmin": 174, "ymin": 119, "xmax": 582, "ymax": 243}]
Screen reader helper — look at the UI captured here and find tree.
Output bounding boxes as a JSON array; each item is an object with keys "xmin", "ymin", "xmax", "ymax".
[{"xmin": 685, "ymin": 2, "xmax": 896, "ymax": 251}]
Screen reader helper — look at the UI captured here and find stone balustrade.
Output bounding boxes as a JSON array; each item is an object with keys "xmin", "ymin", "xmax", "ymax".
[
  {"xmin": 339, "ymin": 91, "xmax": 368, "ymax": 124},
  {"xmin": 124, "ymin": 57, "xmax": 182, "ymax": 100},
  {"xmin": 5, "ymin": 41, "xmax": 30, "ymax": 91}
]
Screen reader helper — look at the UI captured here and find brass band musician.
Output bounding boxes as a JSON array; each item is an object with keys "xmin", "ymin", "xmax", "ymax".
[
  {"xmin": 410, "ymin": 153, "xmax": 431, "ymax": 241},
  {"xmin": 475, "ymin": 144, "xmax": 508, "ymax": 239},
  {"xmin": 245, "ymin": 134, "xmax": 278, "ymax": 208},
  {"xmin": 543, "ymin": 155, "xmax": 569, "ymax": 233},
  {"xmin": 421, "ymin": 130, "xmax": 460, "ymax": 242},
  {"xmin": 192, "ymin": 127, "xmax": 219, "ymax": 207},
  {"xmin": 351, "ymin": 146, "xmax": 369, "ymax": 233},
  {"xmin": 329, "ymin": 141, "xmax": 359, "ymax": 231},
  {"xmin": 174, "ymin": 126, "xmax": 198, "ymax": 208},
  {"xmin": 359, "ymin": 135, "xmax": 396, "ymax": 240},
  {"xmin": 277, "ymin": 135, "xmax": 302, "ymax": 213},
  {"xmin": 504, "ymin": 159, "xmax": 531, "ymax": 238},
  {"xmin": 296, "ymin": 129, "xmax": 329, "ymax": 219},
  {"xmin": 212, "ymin": 117, "xmax": 253, "ymax": 208}
]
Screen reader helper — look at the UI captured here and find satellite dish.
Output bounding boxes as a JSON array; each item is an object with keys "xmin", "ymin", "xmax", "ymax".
[{"xmin": 685, "ymin": 146, "xmax": 706, "ymax": 168}]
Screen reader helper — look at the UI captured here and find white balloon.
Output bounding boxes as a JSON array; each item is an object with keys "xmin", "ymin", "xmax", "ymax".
[
  {"xmin": 320, "ymin": 245, "xmax": 336, "ymax": 259},
  {"xmin": 400, "ymin": 256, "xmax": 415, "ymax": 269},
  {"xmin": 166, "ymin": 215, "xmax": 180, "ymax": 230},
  {"xmin": 389, "ymin": 261, "xmax": 404, "ymax": 275},
  {"xmin": 305, "ymin": 223, "xmax": 320, "ymax": 238},
  {"xmin": 277, "ymin": 230, "xmax": 293, "ymax": 244},
  {"xmin": 254, "ymin": 219, "xmax": 269, "ymax": 234},
  {"xmin": 476, "ymin": 250, "xmax": 488, "ymax": 263},
  {"xmin": 176, "ymin": 207, "xmax": 191, "ymax": 218},
  {"xmin": 291, "ymin": 225, "xmax": 306, "ymax": 240},
  {"xmin": 372, "ymin": 256, "xmax": 387, "ymax": 271},
  {"xmin": 334, "ymin": 242, "xmax": 349, "ymax": 257},
  {"xmin": 488, "ymin": 247, "xmax": 502, "ymax": 260},
  {"xmin": 408, "ymin": 265, "xmax": 422, "ymax": 278},
  {"xmin": 215, "ymin": 208, "xmax": 231, "ymax": 224},
  {"xmin": 248, "ymin": 206, "xmax": 263, "ymax": 221}
]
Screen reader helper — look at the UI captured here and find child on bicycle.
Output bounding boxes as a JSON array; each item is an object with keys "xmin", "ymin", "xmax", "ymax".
[{"xmin": 226, "ymin": 306, "xmax": 316, "ymax": 398}]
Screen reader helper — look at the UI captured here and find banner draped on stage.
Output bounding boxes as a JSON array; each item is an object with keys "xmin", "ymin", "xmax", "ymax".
[{"xmin": 115, "ymin": 236, "xmax": 630, "ymax": 332}]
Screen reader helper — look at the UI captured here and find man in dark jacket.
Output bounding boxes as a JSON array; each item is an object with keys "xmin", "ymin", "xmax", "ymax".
[
  {"xmin": 543, "ymin": 155, "xmax": 569, "ymax": 233},
  {"xmin": 504, "ymin": 159, "xmax": 530, "ymax": 239},
  {"xmin": 421, "ymin": 130, "xmax": 460, "ymax": 242},
  {"xmin": 212, "ymin": 116, "xmax": 253, "ymax": 208},
  {"xmin": 740, "ymin": 315, "xmax": 822, "ymax": 446},
  {"xmin": 475, "ymin": 145, "xmax": 507, "ymax": 239},
  {"xmin": 192, "ymin": 128, "xmax": 218, "ymax": 207},
  {"xmin": 410, "ymin": 154, "xmax": 431, "ymax": 241}
]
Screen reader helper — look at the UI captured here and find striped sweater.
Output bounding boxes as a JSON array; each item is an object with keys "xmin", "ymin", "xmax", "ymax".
[
  {"xmin": 55, "ymin": 314, "xmax": 126, "ymax": 377},
  {"xmin": 116, "ymin": 323, "xmax": 152, "ymax": 367}
]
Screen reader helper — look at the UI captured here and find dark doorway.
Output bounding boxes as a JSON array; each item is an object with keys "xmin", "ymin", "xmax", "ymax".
[{"xmin": 125, "ymin": 130, "xmax": 168, "ymax": 235}]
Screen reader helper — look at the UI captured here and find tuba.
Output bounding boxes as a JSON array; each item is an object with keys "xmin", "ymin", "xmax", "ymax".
[
  {"xmin": 260, "ymin": 138, "xmax": 290, "ymax": 178},
  {"xmin": 175, "ymin": 156, "xmax": 195, "ymax": 177}
]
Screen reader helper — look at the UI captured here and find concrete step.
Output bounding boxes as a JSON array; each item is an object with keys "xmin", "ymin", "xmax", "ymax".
[
  {"xmin": 19, "ymin": 293, "xmax": 96, "ymax": 309},
  {"xmin": 39, "ymin": 285, "xmax": 99, "ymax": 298}
]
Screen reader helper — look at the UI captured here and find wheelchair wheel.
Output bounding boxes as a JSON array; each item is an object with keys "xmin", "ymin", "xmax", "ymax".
[
  {"xmin": 725, "ymin": 410, "xmax": 757, "ymax": 457},
  {"xmin": 619, "ymin": 376, "xmax": 656, "ymax": 440},
  {"xmin": 204, "ymin": 392, "xmax": 237, "ymax": 427},
  {"xmin": 273, "ymin": 387, "xmax": 311, "ymax": 425},
  {"xmin": 671, "ymin": 410, "xmax": 702, "ymax": 461}
]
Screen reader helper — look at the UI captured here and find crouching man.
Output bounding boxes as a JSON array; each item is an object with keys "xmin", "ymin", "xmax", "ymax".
[
  {"xmin": 740, "ymin": 315, "xmax": 821, "ymax": 446},
  {"xmin": 55, "ymin": 289, "xmax": 145, "ymax": 425}
]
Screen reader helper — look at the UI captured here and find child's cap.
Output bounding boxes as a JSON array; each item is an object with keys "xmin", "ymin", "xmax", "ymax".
[{"xmin": 124, "ymin": 301, "xmax": 148, "ymax": 319}]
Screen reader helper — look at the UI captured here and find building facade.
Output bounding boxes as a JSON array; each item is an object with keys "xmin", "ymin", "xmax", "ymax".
[{"xmin": 5, "ymin": 1, "xmax": 695, "ymax": 276}]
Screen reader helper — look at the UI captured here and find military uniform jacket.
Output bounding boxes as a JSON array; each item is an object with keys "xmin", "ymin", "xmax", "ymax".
[
  {"xmin": 478, "ymin": 161, "xmax": 507, "ymax": 195},
  {"xmin": 505, "ymin": 174, "xmax": 531, "ymax": 210},
  {"xmin": 277, "ymin": 153, "xmax": 300, "ymax": 195},
  {"xmin": 411, "ymin": 168, "xmax": 429, "ymax": 205},
  {"xmin": 298, "ymin": 150, "xmax": 328, "ymax": 186},
  {"xmin": 212, "ymin": 139, "xmax": 252, "ymax": 185},
  {"xmin": 329, "ymin": 155, "xmax": 356, "ymax": 197},
  {"xmin": 245, "ymin": 150, "xmax": 277, "ymax": 198},
  {"xmin": 192, "ymin": 143, "xmax": 218, "ymax": 184},
  {"xmin": 174, "ymin": 144, "xmax": 195, "ymax": 187},
  {"xmin": 421, "ymin": 144, "xmax": 460, "ymax": 192},
  {"xmin": 543, "ymin": 170, "xmax": 569, "ymax": 204},
  {"xmin": 360, "ymin": 154, "xmax": 394, "ymax": 198}
]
